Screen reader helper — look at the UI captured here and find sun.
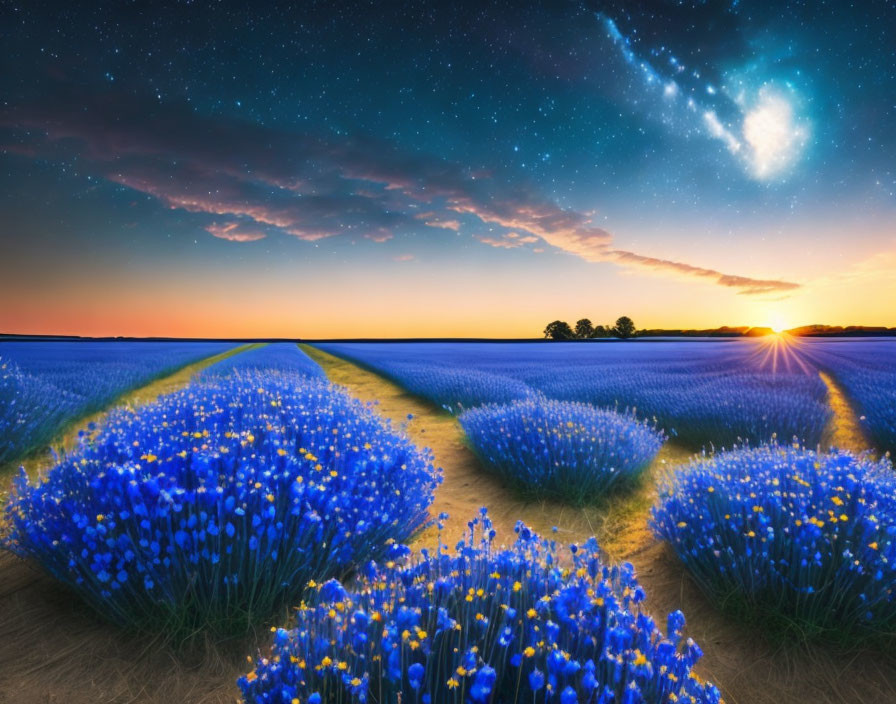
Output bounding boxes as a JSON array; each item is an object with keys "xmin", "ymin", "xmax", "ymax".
[{"xmin": 765, "ymin": 312, "xmax": 791, "ymax": 334}]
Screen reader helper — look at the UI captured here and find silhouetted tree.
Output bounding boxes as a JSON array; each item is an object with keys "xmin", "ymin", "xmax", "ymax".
[
  {"xmin": 574, "ymin": 318, "xmax": 594, "ymax": 339},
  {"xmin": 613, "ymin": 316, "xmax": 636, "ymax": 339},
  {"xmin": 591, "ymin": 325, "xmax": 609, "ymax": 338},
  {"xmin": 544, "ymin": 320, "xmax": 575, "ymax": 340}
]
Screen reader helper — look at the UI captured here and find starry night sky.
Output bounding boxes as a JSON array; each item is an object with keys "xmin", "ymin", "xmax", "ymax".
[{"xmin": 1, "ymin": 1, "xmax": 894, "ymax": 337}]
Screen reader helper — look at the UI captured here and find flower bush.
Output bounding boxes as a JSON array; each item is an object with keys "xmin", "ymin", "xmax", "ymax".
[
  {"xmin": 651, "ymin": 445, "xmax": 896, "ymax": 637},
  {"xmin": 239, "ymin": 510, "xmax": 720, "ymax": 703},
  {"xmin": 459, "ymin": 398, "xmax": 663, "ymax": 504},
  {"xmin": 3, "ymin": 372, "xmax": 439, "ymax": 637}
]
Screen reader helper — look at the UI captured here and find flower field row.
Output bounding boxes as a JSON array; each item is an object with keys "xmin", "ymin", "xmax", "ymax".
[
  {"xmin": 316, "ymin": 341, "xmax": 833, "ymax": 450},
  {"xmin": 200, "ymin": 343, "xmax": 325, "ymax": 380},
  {"xmin": 806, "ymin": 339, "xmax": 896, "ymax": 455},
  {"xmin": 0, "ymin": 341, "xmax": 236, "ymax": 465}
]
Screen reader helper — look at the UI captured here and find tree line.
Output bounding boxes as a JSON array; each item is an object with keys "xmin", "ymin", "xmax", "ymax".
[{"xmin": 543, "ymin": 316, "xmax": 636, "ymax": 340}]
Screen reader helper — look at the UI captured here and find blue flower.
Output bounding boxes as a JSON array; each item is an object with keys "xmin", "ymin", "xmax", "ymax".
[
  {"xmin": 528, "ymin": 668, "xmax": 545, "ymax": 692},
  {"xmin": 561, "ymin": 685, "xmax": 579, "ymax": 704},
  {"xmin": 470, "ymin": 665, "xmax": 496, "ymax": 702},
  {"xmin": 408, "ymin": 662, "xmax": 425, "ymax": 691}
]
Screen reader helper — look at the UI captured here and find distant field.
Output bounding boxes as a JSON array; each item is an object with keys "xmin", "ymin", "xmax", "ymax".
[
  {"xmin": 316, "ymin": 339, "xmax": 860, "ymax": 451},
  {"xmin": 0, "ymin": 341, "xmax": 236, "ymax": 465}
]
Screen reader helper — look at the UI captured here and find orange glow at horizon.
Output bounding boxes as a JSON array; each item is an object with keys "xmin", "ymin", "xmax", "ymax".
[{"xmin": 2, "ymin": 240, "xmax": 894, "ymax": 339}]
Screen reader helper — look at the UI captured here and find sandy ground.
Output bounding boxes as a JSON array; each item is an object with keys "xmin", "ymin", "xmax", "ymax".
[
  {"xmin": 0, "ymin": 344, "xmax": 893, "ymax": 703},
  {"xmin": 819, "ymin": 371, "xmax": 874, "ymax": 454},
  {"xmin": 301, "ymin": 344, "xmax": 896, "ymax": 704}
]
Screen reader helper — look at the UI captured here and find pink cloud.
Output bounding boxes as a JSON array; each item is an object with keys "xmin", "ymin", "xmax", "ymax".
[
  {"xmin": 205, "ymin": 222, "xmax": 267, "ymax": 242},
  {"xmin": 424, "ymin": 218, "xmax": 461, "ymax": 231}
]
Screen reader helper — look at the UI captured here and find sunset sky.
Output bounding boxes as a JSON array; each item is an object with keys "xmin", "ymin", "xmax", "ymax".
[{"xmin": 1, "ymin": 1, "xmax": 894, "ymax": 338}]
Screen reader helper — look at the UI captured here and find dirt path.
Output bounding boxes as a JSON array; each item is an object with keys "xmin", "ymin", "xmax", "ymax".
[
  {"xmin": 818, "ymin": 371, "xmax": 872, "ymax": 454},
  {"xmin": 0, "ymin": 343, "xmax": 263, "ymax": 704},
  {"xmin": 305, "ymin": 344, "xmax": 896, "ymax": 704}
]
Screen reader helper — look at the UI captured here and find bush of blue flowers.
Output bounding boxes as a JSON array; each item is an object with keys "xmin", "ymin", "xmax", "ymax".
[
  {"xmin": 238, "ymin": 510, "xmax": 720, "ymax": 703},
  {"xmin": 459, "ymin": 398, "xmax": 664, "ymax": 505},
  {"xmin": 651, "ymin": 445, "xmax": 896, "ymax": 638},
  {"xmin": 3, "ymin": 372, "xmax": 439, "ymax": 637}
]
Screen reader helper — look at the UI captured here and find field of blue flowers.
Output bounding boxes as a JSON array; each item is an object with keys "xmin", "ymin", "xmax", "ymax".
[
  {"xmin": 316, "ymin": 340, "xmax": 838, "ymax": 450},
  {"xmin": 0, "ymin": 341, "xmax": 236, "ymax": 465},
  {"xmin": 2, "ymin": 339, "xmax": 896, "ymax": 702},
  {"xmin": 805, "ymin": 339, "xmax": 896, "ymax": 455},
  {"xmin": 200, "ymin": 342, "xmax": 325, "ymax": 380}
]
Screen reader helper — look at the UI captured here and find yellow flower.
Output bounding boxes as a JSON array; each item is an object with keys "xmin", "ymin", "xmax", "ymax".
[{"xmin": 524, "ymin": 646, "xmax": 536, "ymax": 657}]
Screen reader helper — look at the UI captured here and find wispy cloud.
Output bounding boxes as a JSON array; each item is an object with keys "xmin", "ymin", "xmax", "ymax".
[
  {"xmin": 476, "ymin": 232, "xmax": 540, "ymax": 249},
  {"xmin": 205, "ymin": 221, "xmax": 267, "ymax": 242},
  {"xmin": 607, "ymin": 249, "xmax": 801, "ymax": 295},
  {"xmin": 0, "ymin": 87, "xmax": 800, "ymax": 295}
]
